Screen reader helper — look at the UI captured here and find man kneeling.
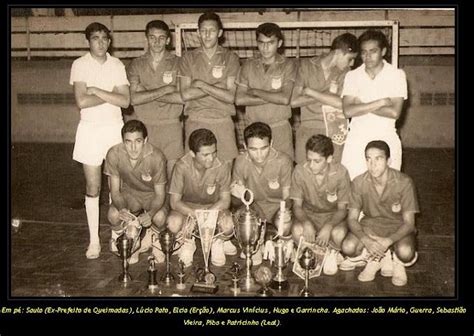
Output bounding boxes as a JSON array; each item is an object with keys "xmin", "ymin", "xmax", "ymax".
[
  {"xmin": 105, "ymin": 120, "xmax": 168, "ymax": 264},
  {"xmin": 341, "ymin": 140, "xmax": 419, "ymax": 286}
]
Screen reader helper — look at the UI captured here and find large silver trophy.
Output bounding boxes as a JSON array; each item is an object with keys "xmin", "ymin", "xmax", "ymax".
[
  {"xmin": 299, "ymin": 247, "xmax": 316, "ymax": 297},
  {"xmin": 191, "ymin": 209, "xmax": 219, "ymax": 294},
  {"xmin": 116, "ymin": 215, "xmax": 142, "ymax": 284},
  {"xmin": 151, "ymin": 229, "xmax": 182, "ymax": 286},
  {"xmin": 233, "ymin": 189, "xmax": 266, "ymax": 292},
  {"xmin": 269, "ymin": 200, "xmax": 291, "ymax": 291}
]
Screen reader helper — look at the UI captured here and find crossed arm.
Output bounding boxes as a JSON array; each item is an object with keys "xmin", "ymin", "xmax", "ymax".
[
  {"xmin": 73, "ymin": 82, "xmax": 130, "ymax": 109},
  {"xmin": 130, "ymin": 82, "xmax": 183, "ymax": 105},
  {"xmin": 179, "ymin": 76, "xmax": 236, "ymax": 104},
  {"xmin": 290, "ymin": 85, "xmax": 342, "ymax": 109},
  {"xmin": 342, "ymin": 95, "xmax": 404, "ymax": 119},
  {"xmin": 235, "ymin": 82, "xmax": 294, "ymax": 106}
]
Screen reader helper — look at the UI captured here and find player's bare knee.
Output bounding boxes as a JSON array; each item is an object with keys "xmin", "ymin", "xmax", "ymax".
[
  {"xmin": 393, "ymin": 243, "xmax": 415, "ymax": 262},
  {"xmin": 166, "ymin": 214, "xmax": 183, "ymax": 234},
  {"xmin": 342, "ymin": 235, "xmax": 358, "ymax": 257},
  {"xmin": 291, "ymin": 223, "xmax": 304, "ymax": 244},
  {"xmin": 152, "ymin": 209, "xmax": 167, "ymax": 228},
  {"xmin": 331, "ymin": 224, "xmax": 348, "ymax": 246},
  {"xmin": 107, "ymin": 206, "xmax": 120, "ymax": 225},
  {"xmin": 218, "ymin": 216, "xmax": 234, "ymax": 235}
]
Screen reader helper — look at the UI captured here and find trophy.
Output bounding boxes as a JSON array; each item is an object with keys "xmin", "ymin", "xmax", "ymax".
[
  {"xmin": 116, "ymin": 216, "xmax": 142, "ymax": 283},
  {"xmin": 191, "ymin": 210, "xmax": 219, "ymax": 294},
  {"xmin": 151, "ymin": 229, "xmax": 181, "ymax": 286},
  {"xmin": 255, "ymin": 265, "xmax": 273, "ymax": 297},
  {"xmin": 269, "ymin": 201, "xmax": 291, "ymax": 291},
  {"xmin": 233, "ymin": 189, "xmax": 266, "ymax": 292},
  {"xmin": 229, "ymin": 262, "xmax": 241, "ymax": 296},
  {"xmin": 299, "ymin": 247, "xmax": 316, "ymax": 297},
  {"xmin": 147, "ymin": 256, "xmax": 159, "ymax": 291},
  {"xmin": 176, "ymin": 260, "xmax": 186, "ymax": 291}
]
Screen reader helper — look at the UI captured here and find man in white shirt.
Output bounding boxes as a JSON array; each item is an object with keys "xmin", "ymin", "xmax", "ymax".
[
  {"xmin": 70, "ymin": 22, "xmax": 130, "ymax": 259},
  {"xmin": 341, "ymin": 30, "xmax": 407, "ymax": 180}
]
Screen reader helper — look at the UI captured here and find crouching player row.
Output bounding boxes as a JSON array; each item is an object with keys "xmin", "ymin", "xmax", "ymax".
[{"xmin": 104, "ymin": 120, "xmax": 419, "ymax": 287}]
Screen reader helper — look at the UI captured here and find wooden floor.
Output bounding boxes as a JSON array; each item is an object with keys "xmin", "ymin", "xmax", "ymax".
[{"xmin": 10, "ymin": 144, "xmax": 455, "ymax": 297}]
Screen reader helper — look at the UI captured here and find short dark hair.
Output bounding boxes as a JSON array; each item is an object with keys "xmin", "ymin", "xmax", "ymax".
[
  {"xmin": 198, "ymin": 12, "xmax": 223, "ymax": 30},
  {"xmin": 256, "ymin": 22, "xmax": 284, "ymax": 42},
  {"xmin": 244, "ymin": 122, "xmax": 272, "ymax": 145},
  {"xmin": 145, "ymin": 20, "xmax": 171, "ymax": 39},
  {"xmin": 331, "ymin": 33, "xmax": 359, "ymax": 54},
  {"xmin": 365, "ymin": 140, "xmax": 390, "ymax": 159},
  {"xmin": 189, "ymin": 128, "xmax": 217, "ymax": 154},
  {"xmin": 121, "ymin": 119, "xmax": 148, "ymax": 140},
  {"xmin": 358, "ymin": 29, "xmax": 389, "ymax": 51},
  {"xmin": 306, "ymin": 134, "xmax": 334, "ymax": 158},
  {"xmin": 85, "ymin": 22, "xmax": 111, "ymax": 41}
]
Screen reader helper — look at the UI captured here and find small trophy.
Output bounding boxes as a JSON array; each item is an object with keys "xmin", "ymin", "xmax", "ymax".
[
  {"xmin": 116, "ymin": 233, "xmax": 134, "ymax": 283},
  {"xmin": 154, "ymin": 230, "xmax": 181, "ymax": 286},
  {"xmin": 269, "ymin": 201, "xmax": 291, "ymax": 291},
  {"xmin": 191, "ymin": 210, "xmax": 219, "ymax": 294},
  {"xmin": 233, "ymin": 189, "xmax": 266, "ymax": 292},
  {"xmin": 147, "ymin": 256, "xmax": 159, "ymax": 291},
  {"xmin": 299, "ymin": 247, "xmax": 316, "ymax": 297},
  {"xmin": 176, "ymin": 260, "xmax": 186, "ymax": 291},
  {"xmin": 229, "ymin": 262, "xmax": 241, "ymax": 296},
  {"xmin": 255, "ymin": 265, "xmax": 273, "ymax": 297}
]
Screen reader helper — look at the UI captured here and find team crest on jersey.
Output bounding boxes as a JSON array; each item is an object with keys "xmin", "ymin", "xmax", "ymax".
[
  {"xmin": 326, "ymin": 191, "xmax": 338, "ymax": 203},
  {"xmin": 206, "ymin": 184, "xmax": 216, "ymax": 195},
  {"xmin": 268, "ymin": 179, "xmax": 280, "ymax": 190},
  {"xmin": 271, "ymin": 76, "xmax": 282, "ymax": 90},
  {"xmin": 162, "ymin": 71, "xmax": 173, "ymax": 84},
  {"xmin": 212, "ymin": 66, "xmax": 225, "ymax": 79},
  {"xmin": 141, "ymin": 172, "xmax": 152, "ymax": 182},
  {"xmin": 391, "ymin": 201, "xmax": 401, "ymax": 213}
]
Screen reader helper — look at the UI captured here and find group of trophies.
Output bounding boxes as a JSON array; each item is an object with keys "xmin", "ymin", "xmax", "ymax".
[{"xmin": 115, "ymin": 189, "xmax": 325, "ymax": 297}]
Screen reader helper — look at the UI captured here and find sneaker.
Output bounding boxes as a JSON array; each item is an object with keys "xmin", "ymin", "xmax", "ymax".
[
  {"xmin": 128, "ymin": 250, "xmax": 140, "ymax": 265},
  {"xmin": 211, "ymin": 239, "xmax": 226, "ymax": 267},
  {"xmin": 223, "ymin": 240, "xmax": 238, "ymax": 255},
  {"xmin": 323, "ymin": 250, "xmax": 338, "ymax": 276},
  {"xmin": 392, "ymin": 253, "xmax": 413, "ymax": 286},
  {"xmin": 358, "ymin": 259, "xmax": 382, "ymax": 282},
  {"xmin": 152, "ymin": 246, "xmax": 165, "ymax": 264},
  {"xmin": 139, "ymin": 229, "xmax": 152, "ymax": 253},
  {"xmin": 86, "ymin": 243, "xmax": 101, "ymax": 259},
  {"xmin": 336, "ymin": 251, "xmax": 344, "ymax": 265},
  {"xmin": 380, "ymin": 250, "xmax": 394, "ymax": 277},
  {"xmin": 109, "ymin": 238, "xmax": 119, "ymax": 256},
  {"xmin": 339, "ymin": 249, "xmax": 369, "ymax": 271},
  {"xmin": 178, "ymin": 238, "xmax": 196, "ymax": 268}
]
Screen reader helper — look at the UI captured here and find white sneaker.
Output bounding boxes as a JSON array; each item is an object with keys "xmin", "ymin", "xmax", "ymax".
[
  {"xmin": 178, "ymin": 238, "xmax": 196, "ymax": 268},
  {"xmin": 86, "ymin": 243, "xmax": 101, "ymax": 259},
  {"xmin": 358, "ymin": 259, "xmax": 382, "ymax": 282},
  {"xmin": 392, "ymin": 253, "xmax": 409, "ymax": 286},
  {"xmin": 381, "ymin": 250, "xmax": 394, "ymax": 277},
  {"xmin": 223, "ymin": 240, "xmax": 238, "ymax": 255},
  {"xmin": 339, "ymin": 249, "xmax": 369, "ymax": 271},
  {"xmin": 151, "ymin": 245, "xmax": 165, "ymax": 264},
  {"xmin": 211, "ymin": 239, "xmax": 226, "ymax": 267},
  {"xmin": 336, "ymin": 251, "xmax": 344, "ymax": 265},
  {"xmin": 323, "ymin": 250, "xmax": 338, "ymax": 276},
  {"xmin": 139, "ymin": 229, "xmax": 152, "ymax": 253}
]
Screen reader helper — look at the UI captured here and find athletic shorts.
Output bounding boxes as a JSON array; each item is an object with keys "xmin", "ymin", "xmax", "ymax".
[
  {"xmin": 73, "ymin": 120, "xmax": 123, "ymax": 166},
  {"xmin": 143, "ymin": 120, "xmax": 184, "ymax": 161}
]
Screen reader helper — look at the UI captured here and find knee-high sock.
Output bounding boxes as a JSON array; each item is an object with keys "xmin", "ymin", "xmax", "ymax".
[{"xmin": 85, "ymin": 195, "xmax": 100, "ymax": 245}]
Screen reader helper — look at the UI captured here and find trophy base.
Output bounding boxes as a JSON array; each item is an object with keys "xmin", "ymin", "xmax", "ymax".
[
  {"xmin": 176, "ymin": 283, "xmax": 186, "ymax": 291},
  {"xmin": 191, "ymin": 282, "xmax": 219, "ymax": 294},
  {"xmin": 118, "ymin": 273, "xmax": 132, "ymax": 283},
  {"xmin": 257, "ymin": 286, "xmax": 273, "ymax": 297},
  {"xmin": 161, "ymin": 273, "xmax": 175, "ymax": 286},
  {"xmin": 300, "ymin": 288, "xmax": 314, "ymax": 297},
  {"xmin": 240, "ymin": 277, "xmax": 259, "ymax": 292},
  {"xmin": 269, "ymin": 279, "xmax": 289, "ymax": 291},
  {"xmin": 148, "ymin": 284, "xmax": 159, "ymax": 291}
]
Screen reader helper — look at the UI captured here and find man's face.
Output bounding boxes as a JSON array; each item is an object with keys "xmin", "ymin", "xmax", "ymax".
[
  {"xmin": 246, "ymin": 137, "xmax": 271, "ymax": 166},
  {"xmin": 365, "ymin": 147, "xmax": 389, "ymax": 178},
  {"xmin": 198, "ymin": 20, "xmax": 222, "ymax": 50},
  {"xmin": 307, "ymin": 150, "xmax": 330, "ymax": 175},
  {"xmin": 336, "ymin": 50, "xmax": 358, "ymax": 71},
  {"xmin": 88, "ymin": 31, "xmax": 110, "ymax": 58},
  {"xmin": 257, "ymin": 33, "xmax": 282, "ymax": 61},
  {"xmin": 147, "ymin": 28, "xmax": 169, "ymax": 54},
  {"xmin": 124, "ymin": 131, "xmax": 146, "ymax": 160},
  {"xmin": 360, "ymin": 39, "xmax": 386, "ymax": 70},
  {"xmin": 194, "ymin": 144, "xmax": 217, "ymax": 169}
]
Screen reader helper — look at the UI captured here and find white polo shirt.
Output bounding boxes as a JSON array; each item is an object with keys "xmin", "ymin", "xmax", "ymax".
[
  {"xmin": 70, "ymin": 52, "xmax": 129, "ymax": 123},
  {"xmin": 342, "ymin": 60, "xmax": 407, "ymax": 134}
]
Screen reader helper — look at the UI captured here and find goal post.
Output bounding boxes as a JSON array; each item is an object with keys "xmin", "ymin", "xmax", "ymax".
[{"xmin": 175, "ymin": 20, "xmax": 399, "ymax": 67}]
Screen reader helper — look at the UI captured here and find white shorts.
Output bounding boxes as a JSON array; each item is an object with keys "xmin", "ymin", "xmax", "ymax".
[
  {"xmin": 341, "ymin": 128, "xmax": 402, "ymax": 180},
  {"xmin": 73, "ymin": 120, "xmax": 123, "ymax": 166}
]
